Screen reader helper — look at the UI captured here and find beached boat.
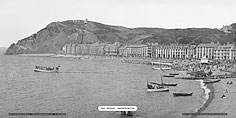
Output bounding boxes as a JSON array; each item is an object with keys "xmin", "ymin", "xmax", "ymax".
[
  {"xmin": 147, "ymin": 87, "xmax": 169, "ymax": 92},
  {"xmin": 163, "ymin": 83, "xmax": 177, "ymax": 86},
  {"xmin": 152, "ymin": 67, "xmax": 171, "ymax": 70},
  {"xmin": 203, "ymin": 79, "xmax": 221, "ymax": 84},
  {"xmin": 151, "ymin": 62, "xmax": 173, "ymax": 66},
  {"xmin": 175, "ymin": 76, "xmax": 203, "ymax": 80},
  {"xmin": 162, "ymin": 74, "xmax": 175, "ymax": 77},
  {"xmin": 147, "ymin": 74, "xmax": 170, "ymax": 92},
  {"xmin": 151, "ymin": 61, "xmax": 172, "ymax": 70},
  {"xmin": 173, "ymin": 92, "xmax": 193, "ymax": 96},
  {"xmin": 227, "ymin": 81, "xmax": 233, "ymax": 84},
  {"xmin": 169, "ymin": 72, "xmax": 179, "ymax": 75},
  {"xmin": 149, "ymin": 82, "xmax": 177, "ymax": 86},
  {"xmin": 34, "ymin": 66, "xmax": 60, "ymax": 73}
]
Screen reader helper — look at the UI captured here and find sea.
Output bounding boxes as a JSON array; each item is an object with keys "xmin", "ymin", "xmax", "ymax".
[{"xmin": 0, "ymin": 49, "xmax": 208, "ymax": 118}]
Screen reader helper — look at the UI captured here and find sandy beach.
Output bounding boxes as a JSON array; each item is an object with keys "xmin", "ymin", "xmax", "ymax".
[{"xmin": 195, "ymin": 78, "xmax": 236, "ymax": 118}]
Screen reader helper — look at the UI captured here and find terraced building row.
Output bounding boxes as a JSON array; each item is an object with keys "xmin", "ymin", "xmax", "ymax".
[{"xmin": 61, "ymin": 42, "xmax": 236, "ymax": 60}]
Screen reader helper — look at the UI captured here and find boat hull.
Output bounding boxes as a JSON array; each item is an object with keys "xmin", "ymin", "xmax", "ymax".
[
  {"xmin": 34, "ymin": 69, "xmax": 58, "ymax": 73},
  {"xmin": 203, "ymin": 79, "xmax": 221, "ymax": 84},
  {"xmin": 173, "ymin": 92, "xmax": 193, "ymax": 96},
  {"xmin": 149, "ymin": 82, "xmax": 177, "ymax": 86},
  {"xmin": 151, "ymin": 62, "xmax": 173, "ymax": 66},
  {"xmin": 152, "ymin": 67, "xmax": 171, "ymax": 70},
  {"xmin": 162, "ymin": 75, "xmax": 175, "ymax": 77},
  {"xmin": 147, "ymin": 88, "xmax": 169, "ymax": 92},
  {"xmin": 169, "ymin": 73, "xmax": 179, "ymax": 75},
  {"xmin": 163, "ymin": 83, "xmax": 177, "ymax": 86}
]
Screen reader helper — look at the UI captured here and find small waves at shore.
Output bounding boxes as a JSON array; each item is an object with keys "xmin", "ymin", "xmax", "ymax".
[
  {"xmin": 193, "ymin": 80, "xmax": 211, "ymax": 112},
  {"xmin": 199, "ymin": 80, "xmax": 211, "ymax": 100}
]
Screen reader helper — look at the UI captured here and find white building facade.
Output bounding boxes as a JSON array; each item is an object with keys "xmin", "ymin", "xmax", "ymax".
[
  {"xmin": 195, "ymin": 42, "xmax": 219, "ymax": 59},
  {"xmin": 214, "ymin": 43, "xmax": 236, "ymax": 60}
]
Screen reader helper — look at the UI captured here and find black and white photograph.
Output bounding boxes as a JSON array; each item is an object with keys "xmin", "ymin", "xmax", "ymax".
[{"xmin": 0, "ymin": 0, "xmax": 236, "ymax": 118}]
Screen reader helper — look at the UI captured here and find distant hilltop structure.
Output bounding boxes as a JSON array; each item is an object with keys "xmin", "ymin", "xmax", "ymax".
[
  {"xmin": 220, "ymin": 25, "xmax": 233, "ymax": 33},
  {"xmin": 220, "ymin": 23, "xmax": 236, "ymax": 40},
  {"xmin": 4, "ymin": 20, "xmax": 236, "ymax": 55}
]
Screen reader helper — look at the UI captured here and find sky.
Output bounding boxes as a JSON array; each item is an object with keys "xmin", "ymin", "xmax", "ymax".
[{"xmin": 0, "ymin": 0, "xmax": 235, "ymax": 47}]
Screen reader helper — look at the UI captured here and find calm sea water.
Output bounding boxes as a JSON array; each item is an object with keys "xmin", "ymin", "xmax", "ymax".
[{"xmin": 0, "ymin": 52, "xmax": 206, "ymax": 118}]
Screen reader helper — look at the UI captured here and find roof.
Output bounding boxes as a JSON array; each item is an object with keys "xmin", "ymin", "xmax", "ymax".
[
  {"xmin": 197, "ymin": 43, "xmax": 218, "ymax": 48},
  {"xmin": 126, "ymin": 44, "xmax": 147, "ymax": 48},
  {"xmin": 216, "ymin": 44, "xmax": 235, "ymax": 47},
  {"xmin": 119, "ymin": 46, "xmax": 126, "ymax": 49},
  {"xmin": 76, "ymin": 44, "xmax": 89, "ymax": 47},
  {"xmin": 153, "ymin": 44, "xmax": 188, "ymax": 49},
  {"xmin": 232, "ymin": 46, "xmax": 236, "ymax": 50},
  {"xmin": 152, "ymin": 43, "xmax": 159, "ymax": 46}
]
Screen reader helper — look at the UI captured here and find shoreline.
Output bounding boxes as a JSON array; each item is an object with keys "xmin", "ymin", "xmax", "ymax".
[
  {"xmin": 6, "ymin": 53, "xmax": 236, "ymax": 117},
  {"xmin": 199, "ymin": 78, "xmax": 236, "ymax": 118},
  {"xmin": 198, "ymin": 80, "xmax": 211, "ymax": 103},
  {"xmin": 17, "ymin": 53, "xmax": 56, "ymax": 57},
  {"xmin": 189, "ymin": 83, "xmax": 215, "ymax": 118}
]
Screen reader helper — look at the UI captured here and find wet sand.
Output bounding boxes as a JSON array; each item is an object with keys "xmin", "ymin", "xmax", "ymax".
[
  {"xmin": 184, "ymin": 67, "xmax": 236, "ymax": 118},
  {"xmin": 187, "ymin": 78, "xmax": 236, "ymax": 118},
  {"xmin": 189, "ymin": 83, "xmax": 214, "ymax": 118},
  {"xmin": 196, "ymin": 78, "xmax": 236, "ymax": 118}
]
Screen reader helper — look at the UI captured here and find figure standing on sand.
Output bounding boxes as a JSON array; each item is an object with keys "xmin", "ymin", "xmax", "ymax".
[
  {"xmin": 223, "ymin": 89, "xmax": 228, "ymax": 93},
  {"xmin": 227, "ymin": 81, "xmax": 233, "ymax": 84},
  {"xmin": 221, "ymin": 94, "xmax": 228, "ymax": 99}
]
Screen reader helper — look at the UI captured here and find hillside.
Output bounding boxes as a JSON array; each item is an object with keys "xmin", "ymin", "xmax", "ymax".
[
  {"xmin": 5, "ymin": 20, "xmax": 236, "ymax": 55},
  {"xmin": 0, "ymin": 47, "xmax": 7, "ymax": 55}
]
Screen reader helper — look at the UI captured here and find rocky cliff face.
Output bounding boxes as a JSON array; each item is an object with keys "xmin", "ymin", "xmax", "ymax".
[{"xmin": 5, "ymin": 20, "xmax": 236, "ymax": 55}]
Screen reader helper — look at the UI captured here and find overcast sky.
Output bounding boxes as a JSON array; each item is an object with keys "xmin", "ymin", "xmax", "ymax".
[{"xmin": 0, "ymin": 0, "xmax": 235, "ymax": 47}]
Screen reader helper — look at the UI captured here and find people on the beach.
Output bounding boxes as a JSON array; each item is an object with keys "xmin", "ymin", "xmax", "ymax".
[
  {"xmin": 147, "ymin": 84, "xmax": 155, "ymax": 89},
  {"xmin": 227, "ymin": 81, "xmax": 233, "ymax": 84},
  {"xmin": 221, "ymin": 94, "xmax": 228, "ymax": 99},
  {"xmin": 223, "ymin": 89, "xmax": 228, "ymax": 93}
]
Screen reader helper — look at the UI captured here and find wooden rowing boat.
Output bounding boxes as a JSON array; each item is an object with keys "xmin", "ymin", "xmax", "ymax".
[
  {"xmin": 34, "ymin": 66, "xmax": 60, "ymax": 73},
  {"xmin": 162, "ymin": 75, "xmax": 175, "ymax": 77},
  {"xmin": 149, "ymin": 82, "xmax": 177, "ymax": 86},
  {"xmin": 173, "ymin": 92, "xmax": 193, "ymax": 96},
  {"xmin": 203, "ymin": 79, "xmax": 221, "ymax": 84}
]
